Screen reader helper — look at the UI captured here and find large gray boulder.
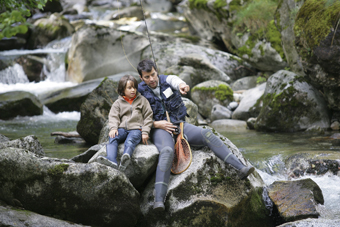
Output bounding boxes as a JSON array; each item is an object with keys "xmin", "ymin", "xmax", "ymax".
[
  {"xmin": 267, "ymin": 179, "xmax": 324, "ymax": 222},
  {"xmin": 0, "ymin": 135, "xmax": 44, "ymax": 156},
  {"xmin": 139, "ymin": 131, "xmax": 269, "ymax": 227},
  {"xmin": 0, "ymin": 148, "xmax": 141, "ymax": 227},
  {"xmin": 67, "ymin": 25, "xmax": 149, "ymax": 83},
  {"xmin": 277, "ymin": 218, "xmax": 340, "ymax": 227},
  {"xmin": 0, "ymin": 91, "xmax": 43, "ymax": 120},
  {"xmin": 255, "ymin": 70, "xmax": 330, "ymax": 132},
  {"xmin": 142, "ymin": 40, "xmax": 254, "ymax": 82},
  {"xmin": 191, "ymin": 80, "xmax": 233, "ymax": 118},
  {"xmin": 89, "ymin": 143, "xmax": 159, "ymax": 189},
  {"xmin": 232, "ymin": 83, "xmax": 266, "ymax": 120},
  {"xmin": 231, "ymin": 76, "xmax": 258, "ymax": 91},
  {"xmin": 76, "ymin": 78, "xmax": 119, "ymax": 145}
]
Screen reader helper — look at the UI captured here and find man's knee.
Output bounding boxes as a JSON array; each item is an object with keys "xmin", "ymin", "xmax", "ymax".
[
  {"xmin": 201, "ymin": 128, "xmax": 223, "ymax": 147},
  {"xmin": 158, "ymin": 146, "xmax": 174, "ymax": 172}
]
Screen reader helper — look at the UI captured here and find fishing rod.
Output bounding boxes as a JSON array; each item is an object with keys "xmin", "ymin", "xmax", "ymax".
[{"xmin": 139, "ymin": 0, "xmax": 158, "ymax": 71}]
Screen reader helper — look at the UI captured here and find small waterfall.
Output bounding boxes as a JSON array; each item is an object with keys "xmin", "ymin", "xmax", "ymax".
[
  {"xmin": 43, "ymin": 37, "xmax": 72, "ymax": 82},
  {"xmin": 0, "ymin": 64, "xmax": 29, "ymax": 84}
]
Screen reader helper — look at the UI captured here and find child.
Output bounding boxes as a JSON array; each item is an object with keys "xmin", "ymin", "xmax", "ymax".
[{"xmin": 97, "ymin": 75, "xmax": 153, "ymax": 171}]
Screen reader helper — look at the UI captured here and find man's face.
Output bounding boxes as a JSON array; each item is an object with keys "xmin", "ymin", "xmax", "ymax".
[{"xmin": 140, "ymin": 67, "xmax": 159, "ymax": 89}]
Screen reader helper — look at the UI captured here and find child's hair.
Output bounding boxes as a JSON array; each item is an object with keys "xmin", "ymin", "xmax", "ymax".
[{"xmin": 117, "ymin": 75, "xmax": 138, "ymax": 96}]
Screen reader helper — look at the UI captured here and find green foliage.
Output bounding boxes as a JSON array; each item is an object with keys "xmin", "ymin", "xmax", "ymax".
[
  {"xmin": 256, "ymin": 76, "xmax": 267, "ymax": 84},
  {"xmin": 294, "ymin": 0, "xmax": 340, "ymax": 55},
  {"xmin": 233, "ymin": 0, "xmax": 278, "ymax": 34},
  {"xmin": 0, "ymin": 0, "xmax": 50, "ymax": 39}
]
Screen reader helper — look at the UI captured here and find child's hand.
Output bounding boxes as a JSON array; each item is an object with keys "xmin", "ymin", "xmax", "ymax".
[
  {"xmin": 109, "ymin": 129, "xmax": 118, "ymax": 138},
  {"xmin": 142, "ymin": 134, "xmax": 149, "ymax": 145}
]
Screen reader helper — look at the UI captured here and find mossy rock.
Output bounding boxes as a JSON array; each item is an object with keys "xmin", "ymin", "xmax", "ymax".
[
  {"xmin": 255, "ymin": 70, "xmax": 330, "ymax": 132},
  {"xmin": 191, "ymin": 80, "xmax": 233, "ymax": 118}
]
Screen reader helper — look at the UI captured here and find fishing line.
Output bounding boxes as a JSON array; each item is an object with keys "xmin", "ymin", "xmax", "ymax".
[
  {"xmin": 115, "ymin": 0, "xmax": 158, "ymax": 72},
  {"xmin": 116, "ymin": 0, "xmax": 137, "ymax": 72},
  {"xmin": 139, "ymin": 0, "xmax": 158, "ymax": 71}
]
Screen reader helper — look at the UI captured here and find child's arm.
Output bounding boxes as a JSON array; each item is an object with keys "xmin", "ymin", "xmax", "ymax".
[
  {"xmin": 108, "ymin": 100, "xmax": 121, "ymax": 137},
  {"xmin": 141, "ymin": 97, "xmax": 154, "ymax": 144}
]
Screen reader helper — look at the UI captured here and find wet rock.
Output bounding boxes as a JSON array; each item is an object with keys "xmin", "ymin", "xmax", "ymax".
[
  {"xmin": 306, "ymin": 160, "xmax": 340, "ymax": 176},
  {"xmin": 76, "ymin": 78, "xmax": 119, "ymax": 144},
  {"xmin": 267, "ymin": 178, "xmax": 324, "ymax": 222},
  {"xmin": 0, "ymin": 91, "xmax": 43, "ymax": 120},
  {"xmin": 331, "ymin": 121, "xmax": 340, "ymax": 130},
  {"xmin": 255, "ymin": 70, "xmax": 330, "ymax": 132},
  {"xmin": 285, "ymin": 153, "xmax": 313, "ymax": 178},
  {"xmin": 0, "ymin": 135, "xmax": 44, "ymax": 156},
  {"xmin": 277, "ymin": 218, "xmax": 340, "ymax": 227},
  {"xmin": 0, "ymin": 148, "xmax": 141, "ymax": 227},
  {"xmin": 232, "ymin": 82, "xmax": 266, "ymax": 120},
  {"xmin": 15, "ymin": 56, "xmax": 44, "ymax": 82},
  {"xmin": 54, "ymin": 136, "xmax": 86, "ymax": 144},
  {"xmin": 89, "ymin": 143, "xmax": 159, "ymax": 189}
]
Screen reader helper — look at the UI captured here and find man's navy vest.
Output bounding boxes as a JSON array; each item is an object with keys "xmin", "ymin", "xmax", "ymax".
[{"xmin": 138, "ymin": 74, "xmax": 187, "ymax": 123}]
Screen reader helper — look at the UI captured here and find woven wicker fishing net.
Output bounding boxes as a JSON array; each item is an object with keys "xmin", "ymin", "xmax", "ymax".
[{"xmin": 171, "ymin": 122, "xmax": 192, "ymax": 174}]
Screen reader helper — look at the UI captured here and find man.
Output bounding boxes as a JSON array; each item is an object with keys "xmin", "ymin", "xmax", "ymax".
[{"xmin": 137, "ymin": 59, "xmax": 254, "ymax": 211}]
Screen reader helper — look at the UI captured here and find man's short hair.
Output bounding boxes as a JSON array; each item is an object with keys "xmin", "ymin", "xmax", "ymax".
[{"xmin": 137, "ymin": 59, "xmax": 157, "ymax": 76}]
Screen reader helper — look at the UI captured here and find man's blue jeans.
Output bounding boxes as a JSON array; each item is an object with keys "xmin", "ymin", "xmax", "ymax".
[{"xmin": 109, "ymin": 128, "xmax": 142, "ymax": 154}]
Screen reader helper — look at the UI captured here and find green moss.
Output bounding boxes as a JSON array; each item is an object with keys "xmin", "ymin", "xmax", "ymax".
[
  {"xmin": 48, "ymin": 164, "xmax": 69, "ymax": 176},
  {"xmin": 192, "ymin": 84, "xmax": 233, "ymax": 102},
  {"xmin": 266, "ymin": 20, "xmax": 285, "ymax": 60},
  {"xmin": 294, "ymin": 0, "xmax": 340, "ymax": 57}
]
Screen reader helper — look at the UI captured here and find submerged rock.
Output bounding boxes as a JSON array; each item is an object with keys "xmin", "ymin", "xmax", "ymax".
[
  {"xmin": 0, "ymin": 91, "xmax": 43, "ymax": 120},
  {"xmin": 0, "ymin": 135, "xmax": 44, "ymax": 156},
  {"xmin": 267, "ymin": 179, "xmax": 324, "ymax": 222}
]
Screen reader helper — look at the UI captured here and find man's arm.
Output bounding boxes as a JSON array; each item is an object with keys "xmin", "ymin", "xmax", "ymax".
[{"xmin": 166, "ymin": 75, "xmax": 190, "ymax": 95}]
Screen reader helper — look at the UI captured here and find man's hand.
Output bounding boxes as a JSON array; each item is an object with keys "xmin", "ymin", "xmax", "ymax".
[
  {"xmin": 109, "ymin": 129, "xmax": 118, "ymax": 138},
  {"xmin": 142, "ymin": 134, "xmax": 149, "ymax": 145},
  {"xmin": 153, "ymin": 120, "xmax": 177, "ymax": 134},
  {"xmin": 179, "ymin": 83, "xmax": 190, "ymax": 95}
]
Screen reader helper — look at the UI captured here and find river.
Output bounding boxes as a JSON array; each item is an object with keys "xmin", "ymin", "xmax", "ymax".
[{"xmin": 1, "ymin": 8, "xmax": 339, "ymax": 225}]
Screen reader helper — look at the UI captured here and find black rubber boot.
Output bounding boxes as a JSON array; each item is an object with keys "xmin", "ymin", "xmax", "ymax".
[
  {"xmin": 153, "ymin": 183, "xmax": 167, "ymax": 211},
  {"xmin": 119, "ymin": 147, "xmax": 133, "ymax": 171},
  {"xmin": 224, "ymin": 153, "xmax": 255, "ymax": 180},
  {"xmin": 97, "ymin": 144, "xmax": 118, "ymax": 169},
  {"xmin": 153, "ymin": 146, "xmax": 174, "ymax": 211}
]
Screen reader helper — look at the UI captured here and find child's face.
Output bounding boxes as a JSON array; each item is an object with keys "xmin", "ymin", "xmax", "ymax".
[{"xmin": 124, "ymin": 80, "xmax": 137, "ymax": 99}]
